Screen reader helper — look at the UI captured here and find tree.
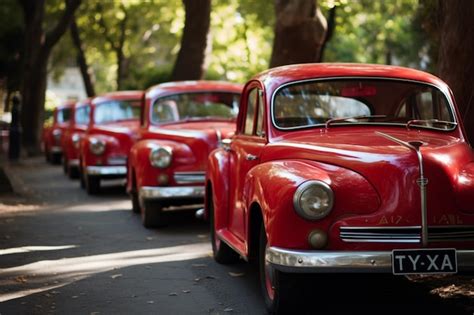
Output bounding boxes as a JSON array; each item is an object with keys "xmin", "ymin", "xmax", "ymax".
[
  {"xmin": 171, "ymin": 0, "xmax": 211, "ymax": 80},
  {"xmin": 70, "ymin": 18, "xmax": 95, "ymax": 97},
  {"xmin": 270, "ymin": 0, "xmax": 327, "ymax": 68},
  {"xmin": 18, "ymin": 0, "xmax": 81, "ymax": 155},
  {"xmin": 437, "ymin": 0, "xmax": 474, "ymax": 144}
]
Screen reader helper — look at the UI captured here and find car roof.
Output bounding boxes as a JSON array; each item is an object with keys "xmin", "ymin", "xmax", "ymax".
[
  {"xmin": 252, "ymin": 63, "xmax": 448, "ymax": 93},
  {"xmin": 146, "ymin": 80, "xmax": 243, "ymax": 100},
  {"xmin": 92, "ymin": 90, "xmax": 144, "ymax": 105}
]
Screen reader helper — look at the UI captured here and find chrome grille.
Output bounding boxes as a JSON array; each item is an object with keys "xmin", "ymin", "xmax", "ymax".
[
  {"xmin": 340, "ymin": 226, "xmax": 421, "ymax": 243},
  {"xmin": 173, "ymin": 171, "xmax": 205, "ymax": 184},
  {"xmin": 340, "ymin": 226, "xmax": 474, "ymax": 243}
]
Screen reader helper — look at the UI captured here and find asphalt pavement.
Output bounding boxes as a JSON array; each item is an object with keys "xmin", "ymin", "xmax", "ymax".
[{"xmin": 0, "ymin": 157, "xmax": 472, "ymax": 314}]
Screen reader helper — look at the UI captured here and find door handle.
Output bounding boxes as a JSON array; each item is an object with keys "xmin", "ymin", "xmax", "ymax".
[{"xmin": 246, "ymin": 154, "xmax": 258, "ymax": 161}]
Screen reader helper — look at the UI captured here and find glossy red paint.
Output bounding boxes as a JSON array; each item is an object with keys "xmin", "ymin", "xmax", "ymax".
[
  {"xmin": 126, "ymin": 81, "xmax": 242, "ymax": 226},
  {"xmin": 61, "ymin": 99, "xmax": 92, "ymax": 176},
  {"xmin": 43, "ymin": 101, "xmax": 75, "ymax": 163},
  {"xmin": 206, "ymin": 63, "xmax": 474, "ymax": 260},
  {"xmin": 79, "ymin": 91, "xmax": 144, "ymax": 192}
]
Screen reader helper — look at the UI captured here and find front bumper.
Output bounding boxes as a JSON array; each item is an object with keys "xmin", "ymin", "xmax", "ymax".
[
  {"xmin": 68, "ymin": 159, "xmax": 80, "ymax": 168},
  {"xmin": 51, "ymin": 146, "xmax": 62, "ymax": 153},
  {"xmin": 266, "ymin": 247, "xmax": 474, "ymax": 273},
  {"xmin": 139, "ymin": 186, "xmax": 204, "ymax": 202},
  {"xmin": 86, "ymin": 166, "xmax": 127, "ymax": 177}
]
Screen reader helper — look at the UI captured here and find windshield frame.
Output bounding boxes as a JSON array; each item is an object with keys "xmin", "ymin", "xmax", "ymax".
[
  {"xmin": 149, "ymin": 91, "xmax": 240, "ymax": 126},
  {"xmin": 93, "ymin": 99, "xmax": 141, "ymax": 125},
  {"xmin": 270, "ymin": 77, "xmax": 458, "ymax": 132}
]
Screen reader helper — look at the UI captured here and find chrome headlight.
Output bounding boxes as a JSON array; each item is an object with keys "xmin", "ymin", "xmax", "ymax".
[
  {"xmin": 52, "ymin": 129, "xmax": 61, "ymax": 143},
  {"xmin": 72, "ymin": 133, "xmax": 81, "ymax": 149},
  {"xmin": 293, "ymin": 180, "xmax": 334, "ymax": 220},
  {"xmin": 149, "ymin": 146, "xmax": 172, "ymax": 168},
  {"xmin": 89, "ymin": 138, "xmax": 106, "ymax": 155}
]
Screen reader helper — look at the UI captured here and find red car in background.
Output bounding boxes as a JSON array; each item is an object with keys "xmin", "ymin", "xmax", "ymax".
[
  {"xmin": 127, "ymin": 81, "xmax": 242, "ymax": 228},
  {"xmin": 80, "ymin": 91, "xmax": 144, "ymax": 194},
  {"xmin": 205, "ymin": 63, "xmax": 474, "ymax": 312},
  {"xmin": 61, "ymin": 99, "xmax": 92, "ymax": 178},
  {"xmin": 43, "ymin": 101, "xmax": 75, "ymax": 164}
]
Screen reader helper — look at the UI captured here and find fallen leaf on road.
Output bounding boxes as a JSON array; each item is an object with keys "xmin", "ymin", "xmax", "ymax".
[
  {"xmin": 15, "ymin": 276, "xmax": 27, "ymax": 283},
  {"xmin": 205, "ymin": 275, "xmax": 216, "ymax": 280},
  {"xmin": 110, "ymin": 274, "xmax": 122, "ymax": 279},
  {"xmin": 72, "ymin": 296, "xmax": 79, "ymax": 299},
  {"xmin": 197, "ymin": 234, "xmax": 207, "ymax": 239},
  {"xmin": 169, "ymin": 292, "xmax": 178, "ymax": 296},
  {"xmin": 224, "ymin": 307, "xmax": 233, "ymax": 312},
  {"xmin": 182, "ymin": 290, "xmax": 190, "ymax": 293},
  {"xmin": 146, "ymin": 237, "xmax": 154, "ymax": 241},
  {"xmin": 228, "ymin": 272, "xmax": 244, "ymax": 277},
  {"xmin": 191, "ymin": 263, "xmax": 207, "ymax": 268},
  {"xmin": 194, "ymin": 277, "xmax": 201, "ymax": 282},
  {"xmin": 147, "ymin": 301, "xmax": 155, "ymax": 304}
]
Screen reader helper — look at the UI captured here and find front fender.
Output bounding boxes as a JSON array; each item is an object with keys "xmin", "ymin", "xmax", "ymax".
[
  {"xmin": 129, "ymin": 139, "xmax": 195, "ymax": 189},
  {"xmin": 205, "ymin": 148, "xmax": 229, "ymax": 223},
  {"xmin": 244, "ymin": 160, "xmax": 380, "ymax": 249}
]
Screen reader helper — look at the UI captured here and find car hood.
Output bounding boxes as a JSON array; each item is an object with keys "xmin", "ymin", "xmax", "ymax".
[
  {"xmin": 266, "ymin": 129, "xmax": 474, "ymax": 222},
  {"xmin": 93, "ymin": 120, "xmax": 141, "ymax": 137}
]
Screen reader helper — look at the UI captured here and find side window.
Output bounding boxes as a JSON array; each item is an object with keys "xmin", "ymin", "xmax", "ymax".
[
  {"xmin": 256, "ymin": 90, "xmax": 265, "ymax": 137},
  {"xmin": 244, "ymin": 88, "xmax": 257, "ymax": 135},
  {"xmin": 75, "ymin": 106, "xmax": 90, "ymax": 125}
]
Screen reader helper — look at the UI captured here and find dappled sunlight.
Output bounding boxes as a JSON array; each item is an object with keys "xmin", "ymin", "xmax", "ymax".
[
  {"xmin": 0, "ymin": 245, "xmax": 77, "ymax": 256},
  {"xmin": 0, "ymin": 242, "xmax": 211, "ymax": 302}
]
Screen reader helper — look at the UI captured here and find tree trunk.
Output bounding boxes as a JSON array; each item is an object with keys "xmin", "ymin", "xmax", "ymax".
[
  {"xmin": 70, "ymin": 18, "xmax": 95, "ymax": 97},
  {"xmin": 18, "ymin": 0, "xmax": 81, "ymax": 155},
  {"xmin": 270, "ymin": 0, "xmax": 327, "ymax": 68},
  {"xmin": 437, "ymin": 0, "xmax": 474, "ymax": 144},
  {"xmin": 171, "ymin": 0, "xmax": 211, "ymax": 81},
  {"xmin": 318, "ymin": 5, "xmax": 336, "ymax": 62}
]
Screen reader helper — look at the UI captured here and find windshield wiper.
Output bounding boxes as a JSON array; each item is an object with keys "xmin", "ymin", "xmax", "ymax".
[
  {"xmin": 406, "ymin": 119, "xmax": 457, "ymax": 130},
  {"xmin": 325, "ymin": 115, "xmax": 387, "ymax": 128}
]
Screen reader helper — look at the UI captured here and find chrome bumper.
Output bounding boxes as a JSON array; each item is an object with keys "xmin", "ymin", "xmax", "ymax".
[
  {"xmin": 68, "ymin": 159, "xmax": 80, "ymax": 167},
  {"xmin": 139, "ymin": 186, "xmax": 204, "ymax": 201},
  {"xmin": 51, "ymin": 146, "xmax": 62, "ymax": 153},
  {"xmin": 266, "ymin": 247, "xmax": 474, "ymax": 273},
  {"xmin": 86, "ymin": 166, "xmax": 127, "ymax": 176}
]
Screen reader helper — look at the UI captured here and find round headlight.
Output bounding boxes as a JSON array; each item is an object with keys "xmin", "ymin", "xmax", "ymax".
[
  {"xmin": 52, "ymin": 129, "xmax": 61, "ymax": 142},
  {"xmin": 293, "ymin": 180, "xmax": 334, "ymax": 220},
  {"xmin": 72, "ymin": 133, "xmax": 81, "ymax": 148},
  {"xmin": 149, "ymin": 146, "xmax": 172, "ymax": 168},
  {"xmin": 89, "ymin": 138, "xmax": 106, "ymax": 155}
]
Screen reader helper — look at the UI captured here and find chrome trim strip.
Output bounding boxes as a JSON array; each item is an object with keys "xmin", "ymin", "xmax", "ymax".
[
  {"xmin": 266, "ymin": 247, "xmax": 474, "ymax": 273},
  {"xmin": 86, "ymin": 166, "xmax": 127, "ymax": 176},
  {"xmin": 340, "ymin": 226, "xmax": 421, "ymax": 230},
  {"xmin": 173, "ymin": 172, "xmax": 206, "ymax": 184},
  {"xmin": 270, "ymin": 76, "xmax": 458, "ymax": 132},
  {"xmin": 375, "ymin": 131, "xmax": 429, "ymax": 247},
  {"xmin": 139, "ymin": 185, "xmax": 205, "ymax": 201}
]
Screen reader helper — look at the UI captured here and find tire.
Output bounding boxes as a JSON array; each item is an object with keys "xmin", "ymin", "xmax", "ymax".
[
  {"xmin": 141, "ymin": 200, "xmax": 166, "ymax": 228},
  {"xmin": 210, "ymin": 192, "xmax": 239, "ymax": 264},
  {"xmin": 51, "ymin": 152, "xmax": 61, "ymax": 165},
  {"xmin": 259, "ymin": 223, "xmax": 300, "ymax": 314},
  {"xmin": 45, "ymin": 149, "xmax": 51, "ymax": 163},
  {"xmin": 63, "ymin": 158, "xmax": 68, "ymax": 174},
  {"xmin": 130, "ymin": 171, "xmax": 140, "ymax": 213},
  {"xmin": 85, "ymin": 174, "xmax": 100, "ymax": 195},
  {"xmin": 79, "ymin": 162, "xmax": 85, "ymax": 188},
  {"xmin": 68, "ymin": 166, "xmax": 79, "ymax": 179}
]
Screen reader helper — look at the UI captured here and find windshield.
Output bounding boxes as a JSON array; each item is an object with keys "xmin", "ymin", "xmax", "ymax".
[
  {"xmin": 94, "ymin": 100, "xmax": 141, "ymax": 124},
  {"xmin": 57, "ymin": 108, "xmax": 72, "ymax": 123},
  {"xmin": 151, "ymin": 92, "xmax": 240, "ymax": 124},
  {"xmin": 273, "ymin": 79, "xmax": 455, "ymax": 131}
]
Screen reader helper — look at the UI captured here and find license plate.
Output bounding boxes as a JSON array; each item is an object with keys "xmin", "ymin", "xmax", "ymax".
[{"xmin": 392, "ymin": 248, "xmax": 457, "ymax": 275}]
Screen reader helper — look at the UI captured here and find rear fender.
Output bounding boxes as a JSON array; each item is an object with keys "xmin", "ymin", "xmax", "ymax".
[{"xmin": 206, "ymin": 148, "xmax": 230, "ymax": 226}]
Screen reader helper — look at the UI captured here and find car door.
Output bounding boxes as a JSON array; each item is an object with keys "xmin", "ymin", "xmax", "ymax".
[{"xmin": 228, "ymin": 84, "xmax": 266, "ymax": 241}]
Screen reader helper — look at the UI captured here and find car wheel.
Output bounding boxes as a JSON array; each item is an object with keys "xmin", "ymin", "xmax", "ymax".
[
  {"xmin": 210, "ymin": 192, "xmax": 239, "ymax": 264},
  {"xmin": 51, "ymin": 152, "xmax": 61, "ymax": 165},
  {"xmin": 79, "ymin": 167, "xmax": 85, "ymax": 189},
  {"xmin": 45, "ymin": 149, "xmax": 51, "ymax": 163},
  {"xmin": 259, "ymin": 223, "xmax": 299, "ymax": 314},
  {"xmin": 131, "ymin": 172, "xmax": 140, "ymax": 213},
  {"xmin": 63, "ymin": 158, "xmax": 68, "ymax": 174},
  {"xmin": 141, "ymin": 200, "xmax": 166, "ymax": 228},
  {"xmin": 68, "ymin": 166, "xmax": 79, "ymax": 179},
  {"xmin": 85, "ymin": 174, "xmax": 100, "ymax": 194}
]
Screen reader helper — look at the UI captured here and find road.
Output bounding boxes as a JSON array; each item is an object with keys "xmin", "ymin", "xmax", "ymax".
[{"xmin": 0, "ymin": 157, "xmax": 472, "ymax": 314}]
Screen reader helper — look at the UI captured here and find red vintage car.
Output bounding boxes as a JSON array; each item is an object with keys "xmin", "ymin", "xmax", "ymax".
[
  {"xmin": 126, "ymin": 81, "xmax": 242, "ymax": 228},
  {"xmin": 205, "ymin": 63, "xmax": 474, "ymax": 312},
  {"xmin": 43, "ymin": 101, "xmax": 75, "ymax": 164},
  {"xmin": 80, "ymin": 91, "xmax": 143, "ymax": 194},
  {"xmin": 61, "ymin": 99, "xmax": 92, "ymax": 178}
]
